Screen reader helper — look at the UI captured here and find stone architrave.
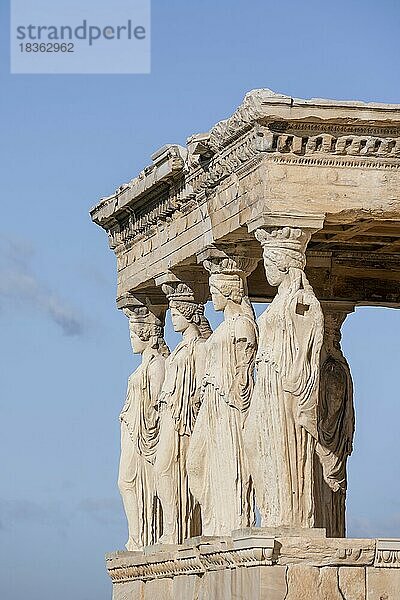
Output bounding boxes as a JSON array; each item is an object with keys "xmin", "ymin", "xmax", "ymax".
[
  {"xmin": 118, "ymin": 305, "xmax": 169, "ymax": 550},
  {"xmin": 315, "ymin": 303, "xmax": 355, "ymax": 538},
  {"xmin": 244, "ymin": 226, "xmax": 324, "ymax": 530},
  {"xmin": 187, "ymin": 254, "xmax": 259, "ymax": 536},
  {"xmin": 154, "ymin": 281, "xmax": 212, "ymax": 544}
]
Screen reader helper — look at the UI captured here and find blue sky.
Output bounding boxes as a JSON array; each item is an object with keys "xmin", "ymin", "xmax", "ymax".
[{"xmin": 0, "ymin": 1, "xmax": 399, "ymax": 598}]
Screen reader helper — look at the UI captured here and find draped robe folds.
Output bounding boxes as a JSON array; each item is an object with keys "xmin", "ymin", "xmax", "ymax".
[
  {"xmin": 155, "ymin": 337, "xmax": 204, "ymax": 544},
  {"xmin": 118, "ymin": 353, "xmax": 164, "ymax": 550},
  {"xmin": 187, "ymin": 314, "xmax": 257, "ymax": 536},
  {"xmin": 315, "ymin": 341, "xmax": 354, "ymax": 537},
  {"xmin": 244, "ymin": 270, "xmax": 324, "ymax": 529}
]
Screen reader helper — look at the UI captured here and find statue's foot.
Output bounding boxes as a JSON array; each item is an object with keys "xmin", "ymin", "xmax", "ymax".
[
  {"xmin": 125, "ymin": 537, "xmax": 141, "ymax": 552},
  {"xmin": 157, "ymin": 533, "xmax": 176, "ymax": 545}
]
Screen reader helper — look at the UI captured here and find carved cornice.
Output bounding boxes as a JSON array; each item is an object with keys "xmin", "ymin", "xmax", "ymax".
[
  {"xmin": 207, "ymin": 89, "xmax": 282, "ymax": 151},
  {"xmin": 90, "ymin": 90, "xmax": 400, "ymax": 258},
  {"xmin": 105, "ymin": 533, "xmax": 391, "ymax": 584},
  {"xmin": 274, "ymin": 120, "xmax": 400, "ymax": 137},
  {"xmin": 187, "ymin": 126, "xmax": 263, "ymax": 194},
  {"xmin": 106, "ymin": 536, "xmax": 276, "ymax": 583},
  {"xmin": 272, "ymin": 155, "xmax": 400, "ymax": 170},
  {"xmin": 206, "ymin": 89, "xmax": 400, "ymax": 151}
]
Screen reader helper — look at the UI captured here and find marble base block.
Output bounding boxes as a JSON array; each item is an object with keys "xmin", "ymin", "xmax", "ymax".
[{"xmin": 106, "ymin": 530, "xmax": 400, "ymax": 599}]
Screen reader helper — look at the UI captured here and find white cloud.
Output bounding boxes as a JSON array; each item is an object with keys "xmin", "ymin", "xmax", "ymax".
[
  {"xmin": 347, "ymin": 512, "xmax": 400, "ymax": 538},
  {"xmin": 0, "ymin": 235, "xmax": 86, "ymax": 336}
]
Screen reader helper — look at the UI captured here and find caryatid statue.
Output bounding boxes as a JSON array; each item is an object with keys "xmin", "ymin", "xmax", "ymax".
[
  {"xmin": 315, "ymin": 304, "xmax": 355, "ymax": 538},
  {"xmin": 187, "ymin": 256, "xmax": 259, "ymax": 536},
  {"xmin": 154, "ymin": 282, "xmax": 212, "ymax": 544},
  {"xmin": 118, "ymin": 306, "xmax": 169, "ymax": 550},
  {"xmin": 244, "ymin": 227, "xmax": 324, "ymax": 529}
]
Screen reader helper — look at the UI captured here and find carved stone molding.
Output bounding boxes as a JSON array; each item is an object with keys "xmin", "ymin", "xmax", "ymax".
[
  {"xmin": 375, "ymin": 539, "xmax": 400, "ymax": 568},
  {"xmin": 154, "ymin": 271, "xmax": 209, "ymax": 305},
  {"xmin": 91, "ymin": 90, "xmax": 400, "ymax": 268},
  {"xmin": 117, "ymin": 292, "xmax": 168, "ymax": 319},
  {"xmin": 247, "ymin": 212, "xmax": 325, "ymax": 236},
  {"xmin": 105, "ymin": 533, "xmax": 381, "ymax": 584},
  {"xmin": 197, "ymin": 246, "xmax": 260, "ymax": 279},
  {"xmin": 276, "ymin": 537, "xmax": 376, "ymax": 568},
  {"xmin": 106, "ymin": 535, "xmax": 276, "ymax": 583},
  {"xmin": 206, "ymin": 89, "xmax": 400, "ymax": 152}
]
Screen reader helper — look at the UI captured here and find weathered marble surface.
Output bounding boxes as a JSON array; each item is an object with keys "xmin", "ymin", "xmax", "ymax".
[
  {"xmin": 154, "ymin": 282, "xmax": 210, "ymax": 544},
  {"xmin": 187, "ymin": 255, "xmax": 258, "ymax": 536},
  {"xmin": 91, "ymin": 89, "xmax": 400, "ymax": 307},
  {"xmin": 245, "ymin": 226, "xmax": 324, "ymax": 530},
  {"xmin": 106, "ymin": 533, "xmax": 400, "ymax": 600},
  {"xmin": 118, "ymin": 307, "xmax": 169, "ymax": 550},
  {"xmin": 91, "ymin": 90, "xmax": 400, "ymax": 598}
]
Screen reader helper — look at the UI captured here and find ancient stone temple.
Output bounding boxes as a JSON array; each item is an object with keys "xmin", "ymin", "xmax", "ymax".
[{"xmin": 90, "ymin": 89, "xmax": 400, "ymax": 599}]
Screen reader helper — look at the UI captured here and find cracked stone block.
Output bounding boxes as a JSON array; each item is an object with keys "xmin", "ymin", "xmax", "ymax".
[
  {"xmin": 339, "ymin": 567, "xmax": 366, "ymax": 600},
  {"xmin": 367, "ymin": 568, "xmax": 400, "ymax": 600},
  {"xmin": 231, "ymin": 566, "xmax": 260, "ymax": 599},
  {"xmin": 260, "ymin": 565, "xmax": 287, "ymax": 600},
  {"xmin": 173, "ymin": 574, "xmax": 201, "ymax": 600},
  {"xmin": 199, "ymin": 568, "xmax": 231, "ymax": 600},
  {"xmin": 112, "ymin": 581, "xmax": 143, "ymax": 600},
  {"xmin": 286, "ymin": 565, "xmax": 343, "ymax": 600},
  {"xmin": 144, "ymin": 578, "xmax": 173, "ymax": 600}
]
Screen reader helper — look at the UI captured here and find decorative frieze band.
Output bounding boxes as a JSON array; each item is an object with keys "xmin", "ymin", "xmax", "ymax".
[
  {"xmin": 106, "ymin": 536, "xmax": 276, "ymax": 583},
  {"xmin": 268, "ymin": 132, "xmax": 400, "ymax": 158},
  {"xmin": 106, "ymin": 534, "xmax": 400, "ymax": 584},
  {"xmin": 272, "ymin": 155, "xmax": 400, "ymax": 170},
  {"xmin": 97, "ymin": 132, "xmax": 400, "ymax": 257},
  {"xmin": 375, "ymin": 539, "xmax": 400, "ymax": 568}
]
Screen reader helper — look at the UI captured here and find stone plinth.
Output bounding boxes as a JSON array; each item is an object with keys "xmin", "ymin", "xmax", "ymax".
[{"xmin": 106, "ymin": 531, "xmax": 400, "ymax": 599}]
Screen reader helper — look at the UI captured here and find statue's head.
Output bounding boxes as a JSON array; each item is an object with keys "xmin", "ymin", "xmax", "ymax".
[
  {"xmin": 203, "ymin": 256, "xmax": 257, "ymax": 316},
  {"xmin": 209, "ymin": 274, "xmax": 245, "ymax": 312},
  {"xmin": 162, "ymin": 282, "xmax": 212, "ymax": 338},
  {"xmin": 170, "ymin": 304, "xmax": 191, "ymax": 333},
  {"xmin": 170, "ymin": 300, "xmax": 211, "ymax": 335},
  {"xmin": 123, "ymin": 307, "xmax": 169, "ymax": 357},
  {"xmin": 255, "ymin": 227, "xmax": 308, "ymax": 287},
  {"xmin": 128, "ymin": 321, "xmax": 159, "ymax": 354}
]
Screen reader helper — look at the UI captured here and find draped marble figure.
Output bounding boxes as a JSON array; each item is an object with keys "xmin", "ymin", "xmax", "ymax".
[
  {"xmin": 315, "ymin": 306, "xmax": 355, "ymax": 537},
  {"xmin": 155, "ymin": 284, "xmax": 211, "ymax": 544},
  {"xmin": 187, "ymin": 257, "xmax": 258, "ymax": 536},
  {"xmin": 245, "ymin": 227, "xmax": 324, "ymax": 529},
  {"xmin": 118, "ymin": 307, "xmax": 169, "ymax": 550}
]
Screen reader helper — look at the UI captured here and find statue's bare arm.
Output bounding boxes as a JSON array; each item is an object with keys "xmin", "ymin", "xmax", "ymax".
[
  {"xmin": 195, "ymin": 340, "xmax": 208, "ymax": 388},
  {"xmin": 230, "ymin": 317, "xmax": 257, "ymax": 411},
  {"xmin": 148, "ymin": 356, "xmax": 165, "ymax": 407},
  {"xmin": 234, "ymin": 317, "xmax": 257, "ymax": 367}
]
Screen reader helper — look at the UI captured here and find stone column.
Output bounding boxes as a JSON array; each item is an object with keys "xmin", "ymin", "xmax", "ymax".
[
  {"xmin": 245, "ymin": 217, "xmax": 325, "ymax": 531},
  {"xmin": 152, "ymin": 273, "xmax": 211, "ymax": 544},
  {"xmin": 315, "ymin": 302, "xmax": 355, "ymax": 538},
  {"xmin": 117, "ymin": 295, "xmax": 169, "ymax": 550},
  {"xmin": 187, "ymin": 249, "xmax": 259, "ymax": 536}
]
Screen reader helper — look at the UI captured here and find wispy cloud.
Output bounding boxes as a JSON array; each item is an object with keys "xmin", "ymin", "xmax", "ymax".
[
  {"xmin": 0, "ymin": 235, "xmax": 86, "ymax": 336},
  {"xmin": 0, "ymin": 496, "xmax": 122, "ymax": 533},
  {"xmin": 348, "ymin": 512, "xmax": 400, "ymax": 538},
  {"xmin": 77, "ymin": 497, "xmax": 122, "ymax": 525},
  {"xmin": 0, "ymin": 498, "xmax": 70, "ymax": 535}
]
